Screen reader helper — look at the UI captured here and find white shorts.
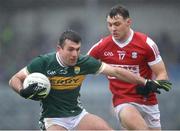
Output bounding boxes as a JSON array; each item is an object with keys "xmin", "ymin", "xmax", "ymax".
[
  {"xmin": 114, "ymin": 102, "xmax": 161, "ymax": 129},
  {"xmin": 43, "ymin": 109, "xmax": 88, "ymax": 130}
]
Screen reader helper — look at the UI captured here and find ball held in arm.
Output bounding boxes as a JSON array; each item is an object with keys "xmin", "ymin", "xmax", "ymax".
[{"xmin": 21, "ymin": 72, "xmax": 51, "ymax": 100}]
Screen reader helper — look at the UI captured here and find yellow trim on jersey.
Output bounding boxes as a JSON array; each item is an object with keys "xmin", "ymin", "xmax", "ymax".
[{"xmin": 49, "ymin": 75, "xmax": 85, "ymax": 90}]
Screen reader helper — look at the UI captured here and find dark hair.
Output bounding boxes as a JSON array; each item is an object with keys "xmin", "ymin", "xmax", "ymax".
[
  {"xmin": 107, "ymin": 4, "xmax": 130, "ymax": 19},
  {"xmin": 58, "ymin": 29, "xmax": 81, "ymax": 47}
]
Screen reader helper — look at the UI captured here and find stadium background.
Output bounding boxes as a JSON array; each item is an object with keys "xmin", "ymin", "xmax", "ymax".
[{"xmin": 0, "ymin": 0, "xmax": 180, "ymax": 129}]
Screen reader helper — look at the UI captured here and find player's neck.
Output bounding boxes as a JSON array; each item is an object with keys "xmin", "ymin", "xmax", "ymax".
[
  {"xmin": 113, "ymin": 29, "xmax": 134, "ymax": 46},
  {"xmin": 119, "ymin": 29, "xmax": 132, "ymax": 43}
]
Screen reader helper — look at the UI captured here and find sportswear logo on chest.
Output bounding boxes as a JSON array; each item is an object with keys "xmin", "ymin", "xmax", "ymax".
[
  {"xmin": 104, "ymin": 51, "xmax": 114, "ymax": 56},
  {"xmin": 47, "ymin": 70, "xmax": 56, "ymax": 75}
]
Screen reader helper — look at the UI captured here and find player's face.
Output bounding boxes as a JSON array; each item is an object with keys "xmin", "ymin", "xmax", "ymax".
[
  {"xmin": 57, "ymin": 39, "xmax": 81, "ymax": 66},
  {"xmin": 107, "ymin": 15, "xmax": 132, "ymax": 41}
]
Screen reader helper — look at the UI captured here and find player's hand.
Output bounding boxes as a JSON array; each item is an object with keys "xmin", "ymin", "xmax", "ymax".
[
  {"xmin": 19, "ymin": 83, "xmax": 47, "ymax": 101},
  {"xmin": 136, "ymin": 80, "xmax": 172, "ymax": 96},
  {"xmin": 154, "ymin": 80, "xmax": 172, "ymax": 91}
]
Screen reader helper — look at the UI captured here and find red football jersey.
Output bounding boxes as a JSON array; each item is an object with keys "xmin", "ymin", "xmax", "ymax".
[{"xmin": 88, "ymin": 30, "xmax": 162, "ymax": 106}]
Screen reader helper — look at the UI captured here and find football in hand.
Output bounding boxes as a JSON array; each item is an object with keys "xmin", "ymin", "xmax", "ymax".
[{"xmin": 23, "ymin": 72, "xmax": 51, "ymax": 98}]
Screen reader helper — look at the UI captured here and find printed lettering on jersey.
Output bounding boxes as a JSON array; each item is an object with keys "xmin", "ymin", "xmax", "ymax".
[
  {"xmin": 49, "ymin": 75, "xmax": 85, "ymax": 90},
  {"xmin": 108, "ymin": 64, "xmax": 140, "ymax": 79},
  {"xmin": 104, "ymin": 51, "xmax": 114, "ymax": 56},
  {"xmin": 117, "ymin": 51, "xmax": 126, "ymax": 60},
  {"xmin": 58, "ymin": 69, "xmax": 68, "ymax": 75},
  {"xmin": 47, "ymin": 68, "xmax": 68, "ymax": 76},
  {"xmin": 47, "ymin": 70, "xmax": 56, "ymax": 75}
]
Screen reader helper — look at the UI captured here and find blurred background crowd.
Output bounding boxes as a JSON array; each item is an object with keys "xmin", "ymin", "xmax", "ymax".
[{"xmin": 0, "ymin": 0, "xmax": 180, "ymax": 130}]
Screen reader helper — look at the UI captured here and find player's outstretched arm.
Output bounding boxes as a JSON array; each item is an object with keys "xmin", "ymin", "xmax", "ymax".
[
  {"xmin": 100, "ymin": 63, "xmax": 146, "ymax": 85},
  {"xmin": 100, "ymin": 63, "xmax": 172, "ymax": 96}
]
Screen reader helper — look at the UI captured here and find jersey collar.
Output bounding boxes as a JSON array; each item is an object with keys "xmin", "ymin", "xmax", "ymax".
[
  {"xmin": 112, "ymin": 29, "xmax": 134, "ymax": 48},
  {"xmin": 56, "ymin": 52, "xmax": 67, "ymax": 67}
]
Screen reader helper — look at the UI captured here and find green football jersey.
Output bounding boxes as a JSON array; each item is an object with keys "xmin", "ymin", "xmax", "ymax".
[{"xmin": 26, "ymin": 52, "xmax": 102, "ymax": 119}]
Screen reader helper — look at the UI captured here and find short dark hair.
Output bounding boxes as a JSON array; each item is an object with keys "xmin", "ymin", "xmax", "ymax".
[
  {"xmin": 58, "ymin": 30, "xmax": 81, "ymax": 47},
  {"xmin": 107, "ymin": 4, "xmax": 130, "ymax": 19}
]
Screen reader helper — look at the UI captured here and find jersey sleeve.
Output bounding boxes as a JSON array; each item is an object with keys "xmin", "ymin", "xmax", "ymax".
[
  {"xmin": 81, "ymin": 55, "xmax": 102, "ymax": 74},
  {"xmin": 96, "ymin": 62, "xmax": 106, "ymax": 74},
  {"xmin": 146, "ymin": 37, "xmax": 162, "ymax": 66},
  {"xmin": 26, "ymin": 55, "xmax": 46, "ymax": 74},
  {"xmin": 87, "ymin": 39, "xmax": 103, "ymax": 59}
]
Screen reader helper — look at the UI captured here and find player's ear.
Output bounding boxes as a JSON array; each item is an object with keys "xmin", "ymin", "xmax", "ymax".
[
  {"xmin": 57, "ymin": 44, "xmax": 62, "ymax": 50},
  {"xmin": 126, "ymin": 18, "xmax": 132, "ymax": 26}
]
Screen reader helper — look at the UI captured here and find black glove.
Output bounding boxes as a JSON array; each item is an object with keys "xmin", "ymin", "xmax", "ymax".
[
  {"xmin": 136, "ymin": 80, "xmax": 172, "ymax": 97},
  {"xmin": 20, "ymin": 83, "xmax": 47, "ymax": 101}
]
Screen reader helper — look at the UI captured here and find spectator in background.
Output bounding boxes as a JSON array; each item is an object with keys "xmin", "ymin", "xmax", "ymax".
[{"xmin": 88, "ymin": 4, "xmax": 171, "ymax": 130}]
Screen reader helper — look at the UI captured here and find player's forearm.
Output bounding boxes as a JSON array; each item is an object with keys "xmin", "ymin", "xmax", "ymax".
[
  {"xmin": 115, "ymin": 68, "xmax": 146, "ymax": 85},
  {"xmin": 151, "ymin": 61, "xmax": 169, "ymax": 80},
  {"xmin": 9, "ymin": 76, "xmax": 23, "ymax": 94},
  {"xmin": 155, "ymin": 72, "xmax": 169, "ymax": 80},
  {"xmin": 101, "ymin": 64, "xmax": 146, "ymax": 85}
]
